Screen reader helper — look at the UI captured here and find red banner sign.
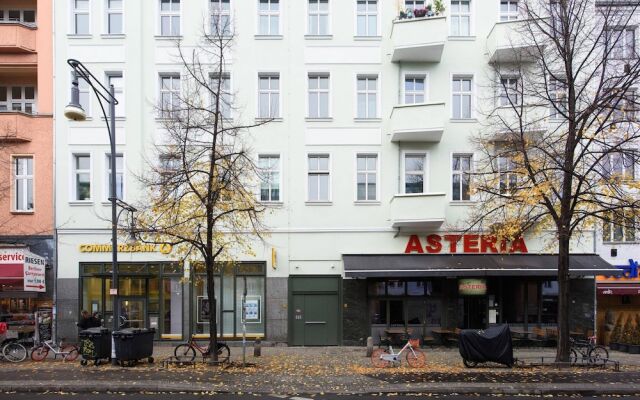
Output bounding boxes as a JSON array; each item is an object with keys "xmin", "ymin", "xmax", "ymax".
[{"xmin": 404, "ymin": 234, "xmax": 528, "ymax": 254}]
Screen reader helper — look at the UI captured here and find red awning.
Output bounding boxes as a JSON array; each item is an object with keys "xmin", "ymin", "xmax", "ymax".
[
  {"xmin": 597, "ymin": 284, "xmax": 640, "ymax": 296},
  {"xmin": 0, "ymin": 264, "xmax": 23, "ymax": 278}
]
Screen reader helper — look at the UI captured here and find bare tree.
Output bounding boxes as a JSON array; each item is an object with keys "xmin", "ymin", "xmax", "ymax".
[
  {"xmin": 467, "ymin": 0, "xmax": 640, "ymax": 362},
  {"xmin": 132, "ymin": 21, "xmax": 272, "ymax": 362}
]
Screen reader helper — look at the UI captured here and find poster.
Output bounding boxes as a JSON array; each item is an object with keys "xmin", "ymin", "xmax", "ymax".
[
  {"xmin": 24, "ymin": 251, "xmax": 46, "ymax": 292},
  {"xmin": 243, "ymin": 296, "xmax": 261, "ymax": 323},
  {"xmin": 197, "ymin": 296, "xmax": 210, "ymax": 323}
]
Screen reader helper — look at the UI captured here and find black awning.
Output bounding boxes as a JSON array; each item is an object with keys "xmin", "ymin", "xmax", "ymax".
[{"xmin": 343, "ymin": 254, "xmax": 621, "ymax": 277}]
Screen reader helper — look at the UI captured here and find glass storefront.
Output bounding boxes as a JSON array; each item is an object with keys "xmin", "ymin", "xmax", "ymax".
[{"xmin": 80, "ymin": 262, "xmax": 184, "ymax": 340}]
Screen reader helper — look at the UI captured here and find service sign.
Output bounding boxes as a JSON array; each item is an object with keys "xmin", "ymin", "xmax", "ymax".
[{"xmin": 23, "ymin": 251, "xmax": 46, "ymax": 292}]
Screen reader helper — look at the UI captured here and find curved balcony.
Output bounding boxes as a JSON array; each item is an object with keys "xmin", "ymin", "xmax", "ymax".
[
  {"xmin": 390, "ymin": 193, "xmax": 446, "ymax": 232},
  {"xmin": 391, "ymin": 16, "xmax": 446, "ymax": 63},
  {"xmin": 390, "ymin": 102, "xmax": 445, "ymax": 142},
  {"xmin": 0, "ymin": 23, "xmax": 37, "ymax": 53},
  {"xmin": 486, "ymin": 20, "xmax": 539, "ymax": 63},
  {"xmin": 0, "ymin": 112, "xmax": 51, "ymax": 142}
]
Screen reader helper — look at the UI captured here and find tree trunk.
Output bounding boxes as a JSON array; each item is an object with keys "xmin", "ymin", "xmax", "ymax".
[
  {"xmin": 556, "ymin": 233, "xmax": 571, "ymax": 363},
  {"xmin": 206, "ymin": 263, "xmax": 218, "ymax": 362}
]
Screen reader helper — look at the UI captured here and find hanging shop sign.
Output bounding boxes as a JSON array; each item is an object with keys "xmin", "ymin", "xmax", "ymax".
[
  {"xmin": 0, "ymin": 248, "xmax": 46, "ymax": 292},
  {"xmin": 458, "ymin": 278, "xmax": 487, "ymax": 295},
  {"xmin": 79, "ymin": 243, "xmax": 173, "ymax": 254},
  {"xmin": 404, "ymin": 234, "xmax": 528, "ymax": 254}
]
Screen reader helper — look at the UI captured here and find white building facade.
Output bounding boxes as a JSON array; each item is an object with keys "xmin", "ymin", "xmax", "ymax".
[{"xmin": 54, "ymin": 0, "xmax": 621, "ymax": 344}]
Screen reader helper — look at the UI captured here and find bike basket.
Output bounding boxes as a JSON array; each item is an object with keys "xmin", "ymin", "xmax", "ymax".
[{"xmin": 409, "ymin": 338, "xmax": 420, "ymax": 348}]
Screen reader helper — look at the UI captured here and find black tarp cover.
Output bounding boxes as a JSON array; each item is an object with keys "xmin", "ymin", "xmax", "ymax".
[{"xmin": 458, "ymin": 325, "xmax": 514, "ymax": 366}]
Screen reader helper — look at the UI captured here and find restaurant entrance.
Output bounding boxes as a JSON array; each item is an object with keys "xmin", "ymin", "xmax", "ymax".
[{"xmin": 462, "ymin": 296, "xmax": 487, "ymax": 329}]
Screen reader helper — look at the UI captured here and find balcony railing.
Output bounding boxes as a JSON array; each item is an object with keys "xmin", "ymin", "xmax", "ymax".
[
  {"xmin": 0, "ymin": 112, "xmax": 51, "ymax": 142},
  {"xmin": 391, "ymin": 16, "xmax": 446, "ymax": 63},
  {"xmin": 0, "ymin": 23, "xmax": 37, "ymax": 53},
  {"xmin": 486, "ymin": 20, "xmax": 539, "ymax": 63},
  {"xmin": 390, "ymin": 102, "xmax": 446, "ymax": 142},
  {"xmin": 390, "ymin": 193, "xmax": 447, "ymax": 231}
]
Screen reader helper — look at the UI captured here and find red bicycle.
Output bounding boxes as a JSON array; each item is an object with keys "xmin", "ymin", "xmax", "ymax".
[{"xmin": 173, "ymin": 335, "xmax": 230, "ymax": 363}]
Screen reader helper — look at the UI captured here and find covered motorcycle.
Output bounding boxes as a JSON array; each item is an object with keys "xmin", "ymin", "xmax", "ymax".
[{"xmin": 458, "ymin": 324, "xmax": 514, "ymax": 367}]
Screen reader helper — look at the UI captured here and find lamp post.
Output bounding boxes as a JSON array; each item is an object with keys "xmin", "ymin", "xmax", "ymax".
[{"xmin": 64, "ymin": 59, "xmax": 121, "ymax": 365}]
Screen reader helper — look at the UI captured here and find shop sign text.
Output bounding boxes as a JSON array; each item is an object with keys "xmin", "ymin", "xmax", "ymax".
[
  {"xmin": 24, "ymin": 254, "xmax": 46, "ymax": 292},
  {"xmin": 404, "ymin": 234, "xmax": 528, "ymax": 254},
  {"xmin": 458, "ymin": 278, "xmax": 487, "ymax": 295},
  {"xmin": 79, "ymin": 243, "xmax": 173, "ymax": 254}
]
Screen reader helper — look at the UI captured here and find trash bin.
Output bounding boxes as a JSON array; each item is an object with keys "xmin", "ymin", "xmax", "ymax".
[
  {"xmin": 78, "ymin": 327, "xmax": 111, "ymax": 366},
  {"xmin": 112, "ymin": 328, "xmax": 155, "ymax": 367}
]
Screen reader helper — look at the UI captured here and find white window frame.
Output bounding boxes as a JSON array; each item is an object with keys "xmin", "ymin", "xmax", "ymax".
[
  {"xmin": 257, "ymin": 0, "xmax": 281, "ymax": 36},
  {"xmin": 607, "ymin": 27, "xmax": 636, "ymax": 60},
  {"xmin": 210, "ymin": 72, "xmax": 232, "ymax": 119},
  {"xmin": 104, "ymin": 153, "xmax": 125, "ymax": 201},
  {"xmin": 549, "ymin": 76, "xmax": 567, "ymax": 119},
  {"xmin": 71, "ymin": 0, "xmax": 91, "ymax": 35},
  {"xmin": 258, "ymin": 154, "xmax": 282, "ymax": 203},
  {"xmin": 104, "ymin": 0, "xmax": 124, "ymax": 34},
  {"xmin": 401, "ymin": 150, "xmax": 428, "ymax": 194},
  {"xmin": 451, "ymin": 75, "xmax": 473, "ymax": 119},
  {"xmin": 355, "ymin": 74, "xmax": 379, "ymax": 119},
  {"xmin": 499, "ymin": 0, "xmax": 518, "ymax": 21},
  {"xmin": 402, "ymin": 72, "xmax": 428, "ymax": 105},
  {"xmin": 450, "ymin": 0, "xmax": 472, "ymax": 36},
  {"xmin": 499, "ymin": 76, "xmax": 520, "ymax": 107},
  {"xmin": 603, "ymin": 212, "xmax": 636, "ymax": 243},
  {"xmin": 355, "ymin": 0, "xmax": 379, "ymax": 37},
  {"xmin": 451, "ymin": 153, "xmax": 473, "ymax": 202},
  {"xmin": 307, "ymin": 73, "xmax": 331, "ymax": 119},
  {"xmin": 257, "ymin": 73, "xmax": 280, "ymax": 119},
  {"xmin": 497, "ymin": 155, "xmax": 517, "ymax": 194},
  {"xmin": 75, "ymin": 73, "xmax": 91, "ymax": 118},
  {"xmin": 12, "ymin": 155, "xmax": 34, "ymax": 212},
  {"xmin": 0, "ymin": 86, "xmax": 37, "ymax": 114},
  {"xmin": 355, "ymin": 152, "xmax": 379, "ymax": 202},
  {"xmin": 1, "ymin": 9, "xmax": 37, "ymax": 25},
  {"xmin": 210, "ymin": 0, "xmax": 232, "ymax": 36},
  {"xmin": 307, "ymin": 0, "xmax": 330, "ymax": 36},
  {"xmin": 603, "ymin": 149, "xmax": 637, "ymax": 181},
  {"xmin": 72, "ymin": 153, "xmax": 92, "ymax": 202},
  {"xmin": 405, "ymin": 0, "xmax": 426, "ymax": 11},
  {"xmin": 159, "ymin": 0, "xmax": 181, "ymax": 36},
  {"xmin": 306, "ymin": 153, "xmax": 331, "ymax": 203},
  {"xmin": 105, "ymin": 71, "xmax": 124, "ymax": 117},
  {"xmin": 158, "ymin": 73, "xmax": 181, "ymax": 118}
]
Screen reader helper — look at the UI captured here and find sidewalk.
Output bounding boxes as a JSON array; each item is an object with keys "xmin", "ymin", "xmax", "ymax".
[{"xmin": 1, "ymin": 346, "xmax": 639, "ymax": 395}]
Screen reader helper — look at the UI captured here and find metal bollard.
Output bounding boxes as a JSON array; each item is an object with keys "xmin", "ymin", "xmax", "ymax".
[
  {"xmin": 253, "ymin": 339, "xmax": 261, "ymax": 357},
  {"xmin": 366, "ymin": 336, "xmax": 373, "ymax": 357}
]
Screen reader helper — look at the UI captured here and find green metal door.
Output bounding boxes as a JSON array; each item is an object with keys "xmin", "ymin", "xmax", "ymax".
[{"xmin": 304, "ymin": 294, "xmax": 338, "ymax": 345}]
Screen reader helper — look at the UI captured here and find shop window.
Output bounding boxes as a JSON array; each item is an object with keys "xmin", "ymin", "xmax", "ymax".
[
  {"xmin": 387, "ymin": 280, "xmax": 405, "ymax": 296},
  {"xmin": 527, "ymin": 281, "xmax": 539, "ymax": 324},
  {"xmin": 235, "ymin": 276, "xmax": 265, "ymax": 334},
  {"xmin": 148, "ymin": 277, "xmax": 160, "ymax": 313},
  {"xmin": 425, "ymin": 299, "xmax": 441, "ymax": 325},
  {"xmin": 118, "ymin": 277, "xmax": 145, "ymax": 296},
  {"xmin": 389, "ymin": 300, "xmax": 404, "ymax": 325},
  {"xmin": 118, "ymin": 264, "xmax": 146, "ymax": 274},
  {"xmin": 163, "ymin": 263, "xmax": 182, "ymax": 274},
  {"xmin": 236, "ymin": 263, "xmax": 265, "ymax": 275},
  {"xmin": 163, "ymin": 277, "xmax": 183, "ymax": 336},
  {"xmin": 367, "ymin": 280, "xmax": 386, "ymax": 296},
  {"xmin": 407, "ymin": 281, "xmax": 425, "ymax": 296},
  {"xmin": 369, "ymin": 299, "xmax": 386, "ymax": 324},
  {"xmin": 194, "ymin": 277, "xmax": 221, "ymax": 334},
  {"xmin": 541, "ymin": 280, "xmax": 558, "ymax": 323},
  {"xmin": 407, "ymin": 299, "xmax": 424, "ymax": 324},
  {"xmin": 82, "ymin": 277, "xmax": 102, "ymax": 314},
  {"xmin": 503, "ymin": 280, "xmax": 525, "ymax": 323},
  {"xmin": 82, "ymin": 264, "xmax": 102, "ymax": 274}
]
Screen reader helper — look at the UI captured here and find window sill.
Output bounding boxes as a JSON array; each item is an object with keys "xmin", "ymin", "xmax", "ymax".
[
  {"xmin": 67, "ymin": 34, "xmax": 92, "ymax": 39},
  {"xmin": 305, "ymin": 201, "xmax": 332, "ymax": 206},
  {"xmin": 254, "ymin": 35, "xmax": 283, "ymax": 40},
  {"xmin": 354, "ymin": 201, "xmax": 380, "ymax": 206},
  {"xmin": 353, "ymin": 35, "xmax": 382, "ymax": 41},
  {"xmin": 255, "ymin": 117, "xmax": 283, "ymax": 122},
  {"xmin": 69, "ymin": 201, "xmax": 93, "ymax": 206},
  {"xmin": 10, "ymin": 210, "xmax": 34, "ymax": 215},
  {"xmin": 101, "ymin": 116, "xmax": 126, "ymax": 121},
  {"xmin": 448, "ymin": 35, "xmax": 476, "ymax": 41},
  {"xmin": 305, "ymin": 117, "xmax": 333, "ymax": 122},
  {"xmin": 449, "ymin": 118, "xmax": 478, "ymax": 123},
  {"xmin": 155, "ymin": 35, "xmax": 183, "ymax": 40},
  {"xmin": 261, "ymin": 201, "xmax": 284, "ymax": 207},
  {"xmin": 100, "ymin": 34, "xmax": 126, "ymax": 39},
  {"xmin": 305, "ymin": 34, "xmax": 333, "ymax": 40},
  {"xmin": 603, "ymin": 241, "xmax": 639, "ymax": 245},
  {"xmin": 449, "ymin": 200, "xmax": 476, "ymax": 206},
  {"xmin": 70, "ymin": 117, "xmax": 94, "ymax": 122},
  {"xmin": 354, "ymin": 118, "xmax": 382, "ymax": 123}
]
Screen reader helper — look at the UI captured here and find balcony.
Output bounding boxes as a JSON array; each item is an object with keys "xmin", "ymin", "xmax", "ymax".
[
  {"xmin": 390, "ymin": 102, "xmax": 445, "ymax": 142},
  {"xmin": 0, "ymin": 23, "xmax": 37, "ymax": 53},
  {"xmin": 490, "ymin": 104, "xmax": 550, "ymax": 132},
  {"xmin": 390, "ymin": 193, "xmax": 446, "ymax": 232},
  {"xmin": 0, "ymin": 112, "xmax": 51, "ymax": 142},
  {"xmin": 486, "ymin": 20, "xmax": 538, "ymax": 63},
  {"xmin": 391, "ymin": 16, "xmax": 446, "ymax": 63}
]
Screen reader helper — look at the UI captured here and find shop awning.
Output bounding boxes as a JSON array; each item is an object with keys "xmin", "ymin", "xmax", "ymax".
[
  {"xmin": 597, "ymin": 283, "xmax": 640, "ymax": 295},
  {"xmin": 343, "ymin": 254, "xmax": 621, "ymax": 277}
]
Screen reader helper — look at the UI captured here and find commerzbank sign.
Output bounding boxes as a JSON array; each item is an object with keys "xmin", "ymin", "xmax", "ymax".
[{"xmin": 79, "ymin": 243, "xmax": 173, "ymax": 254}]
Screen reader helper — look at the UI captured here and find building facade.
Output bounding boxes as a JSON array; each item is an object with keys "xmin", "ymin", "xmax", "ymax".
[{"xmin": 54, "ymin": 0, "xmax": 622, "ymax": 344}]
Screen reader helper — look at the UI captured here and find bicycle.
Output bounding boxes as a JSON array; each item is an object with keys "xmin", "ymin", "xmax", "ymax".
[
  {"xmin": 371, "ymin": 338, "xmax": 426, "ymax": 368},
  {"xmin": 31, "ymin": 339, "xmax": 79, "ymax": 362},
  {"xmin": 173, "ymin": 335, "xmax": 230, "ymax": 363},
  {"xmin": 0, "ymin": 337, "xmax": 27, "ymax": 363},
  {"xmin": 570, "ymin": 336, "xmax": 609, "ymax": 365}
]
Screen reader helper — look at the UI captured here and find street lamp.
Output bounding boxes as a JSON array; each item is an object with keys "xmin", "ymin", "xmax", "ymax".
[{"xmin": 64, "ymin": 59, "xmax": 122, "ymax": 365}]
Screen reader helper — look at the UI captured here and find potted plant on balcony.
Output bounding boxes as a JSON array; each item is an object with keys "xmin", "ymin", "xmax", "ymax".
[
  {"xmin": 399, "ymin": 10, "xmax": 407, "ymax": 19},
  {"xmin": 629, "ymin": 314, "xmax": 640, "ymax": 354},
  {"xmin": 426, "ymin": 4, "xmax": 434, "ymax": 17},
  {"xmin": 609, "ymin": 314, "xmax": 623, "ymax": 350},
  {"xmin": 433, "ymin": 0, "xmax": 445, "ymax": 15},
  {"xmin": 414, "ymin": 7, "xmax": 427, "ymax": 18}
]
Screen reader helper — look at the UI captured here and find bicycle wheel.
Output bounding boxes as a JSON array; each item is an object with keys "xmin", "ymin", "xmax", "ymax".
[
  {"xmin": 217, "ymin": 344, "xmax": 230, "ymax": 363},
  {"xmin": 174, "ymin": 344, "xmax": 196, "ymax": 361},
  {"xmin": 30, "ymin": 345, "xmax": 49, "ymax": 361},
  {"xmin": 569, "ymin": 348, "xmax": 578, "ymax": 365},
  {"xmin": 63, "ymin": 345, "xmax": 79, "ymax": 362},
  {"xmin": 406, "ymin": 348, "xmax": 426, "ymax": 368},
  {"xmin": 371, "ymin": 348, "xmax": 391, "ymax": 368},
  {"xmin": 3, "ymin": 342, "xmax": 27, "ymax": 363},
  {"xmin": 588, "ymin": 345, "xmax": 609, "ymax": 363}
]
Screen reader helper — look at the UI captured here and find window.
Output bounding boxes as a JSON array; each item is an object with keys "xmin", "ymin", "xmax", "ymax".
[
  {"xmin": 73, "ymin": 154, "xmax": 91, "ymax": 201},
  {"xmin": 13, "ymin": 157, "xmax": 33, "ymax": 211},
  {"xmin": 72, "ymin": 0, "xmax": 90, "ymax": 34},
  {"xmin": 356, "ymin": 154, "xmax": 377, "ymax": 201},
  {"xmin": 307, "ymin": 154, "xmax": 330, "ymax": 202},
  {"xmin": 211, "ymin": 0, "xmax": 231, "ymax": 36},
  {"xmin": 452, "ymin": 154, "xmax": 471, "ymax": 201},
  {"xmin": 452, "ymin": 76, "xmax": 472, "ymax": 119},
  {"xmin": 405, "ymin": 1, "xmax": 425, "ymax": 11},
  {"xmin": 500, "ymin": 0, "xmax": 518, "ymax": 21},
  {"xmin": 602, "ymin": 150, "xmax": 636, "ymax": 180},
  {"xmin": 357, "ymin": 75, "xmax": 378, "ymax": 119},
  {"xmin": 258, "ymin": 0, "xmax": 279, "ymax": 36},
  {"xmin": 0, "ymin": 86, "xmax": 36, "ymax": 114},
  {"xmin": 258, "ymin": 155, "xmax": 280, "ymax": 202},
  {"xmin": 106, "ymin": 0, "xmax": 123, "ymax": 34},
  {"xmin": 607, "ymin": 28, "xmax": 636, "ymax": 60},
  {"xmin": 106, "ymin": 154, "xmax": 124, "ymax": 200},
  {"xmin": 404, "ymin": 75, "xmax": 426, "ymax": 104},
  {"xmin": 160, "ymin": 0, "xmax": 180, "ymax": 36},
  {"xmin": 450, "ymin": 0, "xmax": 471, "ymax": 36},
  {"xmin": 610, "ymin": 90, "xmax": 637, "ymax": 122},
  {"xmin": 308, "ymin": 0, "xmax": 329, "ymax": 35},
  {"xmin": 106, "ymin": 72, "xmax": 124, "ymax": 117},
  {"xmin": 0, "ymin": 9, "xmax": 36, "ymax": 24},
  {"xmin": 499, "ymin": 77, "xmax": 519, "ymax": 106},
  {"xmin": 211, "ymin": 73, "xmax": 232, "ymax": 119},
  {"xmin": 308, "ymin": 74, "xmax": 329, "ymax": 118},
  {"xmin": 603, "ymin": 211, "xmax": 635, "ymax": 242},
  {"xmin": 404, "ymin": 153, "xmax": 426, "ymax": 194},
  {"xmin": 77, "ymin": 74, "xmax": 91, "ymax": 116},
  {"xmin": 549, "ymin": 77, "xmax": 567, "ymax": 118},
  {"xmin": 258, "ymin": 74, "xmax": 280, "ymax": 118},
  {"xmin": 356, "ymin": 0, "xmax": 377, "ymax": 37},
  {"xmin": 497, "ymin": 156, "xmax": 517, "ymax": 193},
  {"xmin": 159, "ymin": 74, "xmax": 180, "ymax": 118}
]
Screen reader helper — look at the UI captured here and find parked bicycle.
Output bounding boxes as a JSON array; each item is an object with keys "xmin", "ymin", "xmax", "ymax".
[
  {"xmin": 0, "ymin": 337, "xmax": 27, "ymax": 363},
  {"xmin": 31, "ymin": 339, "xmax": 79, "ymax": 362},
  {"xmin": 173, "ymin": 335, "xmax": 230, "ymax": 363},
  {"xmin": 371, "ymin": 338, "xmax": 426, "ymax": 368},
  {"xmin": 570, "ymin": 336, "xmax": 609, "ymax": 364}
]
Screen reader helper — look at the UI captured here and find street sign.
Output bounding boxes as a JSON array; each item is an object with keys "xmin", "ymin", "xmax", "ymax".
[{"xmin": 24, "ymin": 251, "xmax": 46, "ymax": 292}]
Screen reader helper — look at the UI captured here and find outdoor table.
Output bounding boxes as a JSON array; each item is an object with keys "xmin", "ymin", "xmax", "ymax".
[
  {"xmin": 510, "ymin": 329, "xmax": 531, "ymax": 338},
  {"xmin": 431, "ymin": 328, "xmax": 454, "ymax": 344},
  {"xmin": 384, "ymin": 328, "xmax": 412, "ymax": 345}
]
